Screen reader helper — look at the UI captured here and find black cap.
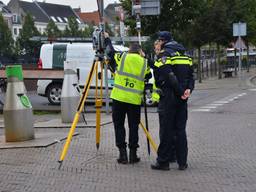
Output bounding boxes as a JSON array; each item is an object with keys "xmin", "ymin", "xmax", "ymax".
[
  {"xmin": 129, "ymin": 42, "xmax": 141, "ymax": 53},
  {"xmin": 158, "ymin": 31, "xmax": 172, "ymax": 41}
]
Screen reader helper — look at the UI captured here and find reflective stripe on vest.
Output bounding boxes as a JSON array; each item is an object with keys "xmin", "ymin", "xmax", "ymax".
[
  {"xmin": 117, "ymin": 53, "xmax": 147, "ymax": 81},
  {"xmin": 170, "ymin": 56, "xmax": 192, "ymax": 66},
  {"xmin": 113, "ymin": 84, "xmax": 143, "ymax": 94},
  {"xmin": 111, "ymin": 53, "xmax": 147, "ymax": 105},
  {"xmin": 154, "ymin": 56, "xmax": 192, "ymax": 68}
]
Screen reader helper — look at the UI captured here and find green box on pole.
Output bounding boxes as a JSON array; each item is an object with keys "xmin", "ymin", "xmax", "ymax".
[{"xmin": 5, "ymin": 65, "xmax": 23, "ymax": 80}]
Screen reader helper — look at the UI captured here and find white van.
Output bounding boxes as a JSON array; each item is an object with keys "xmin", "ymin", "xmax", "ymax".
[{"xmin": 37, "ymin": 42, "xmax": 128, "ymax": 104}]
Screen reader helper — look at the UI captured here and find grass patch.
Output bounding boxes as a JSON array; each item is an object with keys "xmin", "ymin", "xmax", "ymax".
[{"xmin": 33, "ymin": 110, "xmax": 60, "ymax": 115}]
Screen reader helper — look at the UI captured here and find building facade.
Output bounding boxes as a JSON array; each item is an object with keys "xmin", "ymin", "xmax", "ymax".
[{"xmin": 7, "ymin": 0, "xmax": 85, "ymax": 40}]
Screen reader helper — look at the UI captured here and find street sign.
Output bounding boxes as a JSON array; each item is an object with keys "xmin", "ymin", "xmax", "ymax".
[
  {"xmin": 233, "ymin": 22, "xmax": 247, "ymax": 37},
  {"xmin": 132, "ymin": 0, "xmax": 160, "ymax": 16},
  {"xmin": 141, "ymin": 0, "xmax": 160, "ymax": 15},
  {"xmin": 111, "ymin": 36, "xmax": 149, "ymax": 42}
]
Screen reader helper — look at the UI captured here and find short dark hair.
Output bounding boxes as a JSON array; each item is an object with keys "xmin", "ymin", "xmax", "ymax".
[{"xmin": 129, "ymin": 43, "xmax": 141, "ymax": 54}]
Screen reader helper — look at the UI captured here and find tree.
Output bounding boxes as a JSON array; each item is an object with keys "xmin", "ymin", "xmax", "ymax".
[
  {"xmin": 82, "ymin": 24, "xmax": 94, "ymax": 38},
  {"xmin": 67, "ymin": 16, "xmax": 81, "ymax": 37},
  {"xmin": 45, "ymin": 20, "xmax": 61, "ymax": 38},
  {"xmin": 16, "ymin": 14, "xmax": 40, "ymax": 56},
  {"xmin": 0, "ymin": 14, "xmax": 14, "ymax": 58}
]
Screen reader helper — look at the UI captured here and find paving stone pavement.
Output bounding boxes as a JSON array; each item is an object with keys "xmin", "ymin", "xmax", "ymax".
[
  {"xmin": 0, "ymin": 109, "xmax": 256, "ymax": 192},
  {"xmin": 0, "ymin": 69, "xmax": 256, "ymax": 192}
]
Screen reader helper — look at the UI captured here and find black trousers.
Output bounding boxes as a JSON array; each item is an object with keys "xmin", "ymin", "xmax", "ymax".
[
  {"xmin": 157, "ymin": 90, "xmax": 188, "ymax": 166},
  {"xmin": 112, "ymin": 99, "xmax": 141, "ymax": 149}
]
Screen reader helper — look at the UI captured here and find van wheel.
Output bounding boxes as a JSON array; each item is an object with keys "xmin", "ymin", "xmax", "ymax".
[{"xmin": 47, "ymin": 83, "xmax": 62, "ymax": 105}]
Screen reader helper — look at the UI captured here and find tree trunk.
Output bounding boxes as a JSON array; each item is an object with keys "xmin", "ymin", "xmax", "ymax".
[
  {"xmin": 217, "ymin": 44, "xmax": 222, "ymax": 79},
  {"xmin": 198, "ymin": 47, "xmax": 202, "ymax": 83},
  {"xmin": 234, "ymin": 48, "xmax": 237, "ymax": 76},
  {"xmin": 246, "ymin": 42, "xmax": 250, "ymax": 72}
]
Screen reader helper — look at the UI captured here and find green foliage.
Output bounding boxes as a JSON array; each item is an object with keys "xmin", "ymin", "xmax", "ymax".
[
  {"xmin": 45, "ymin": 20, "xmax": 61, "ymax": 38},
  {"xmin": 120, "ymin": 0, "xmax": 256, "ymax": 48},
  {"xmin": 0, "ymin": 14, "xmax": 14, "ymax": 57},
  {"xmin": 82, "ymin": 24, "xmax": 94, "ymax": 38},
  {"xmin": 67, "ymin": 16, "xmax": 81, "ymax": 37},
  {"xmin": 105, "ymin": 22, "xmax": 114, "ymax": 37},
  {"xmin": 16, "ymin": 14, "xmax": 41, "ymax": 56}
]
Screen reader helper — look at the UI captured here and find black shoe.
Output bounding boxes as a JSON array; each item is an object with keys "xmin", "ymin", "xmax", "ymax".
[
  {"xmin": 151, "ymin": 162, "xmax": 170, "ymax": 171},
  {"xmin": 178, "ymin": 163, "xmax": 188, "ymax": 170},
  {"xmin": 117, "ymin": 148, "xmax": 128, "ymax": 164},
  {"xmin": 129, "ymin": 149, "xmax": 140, "ymax": 164}
]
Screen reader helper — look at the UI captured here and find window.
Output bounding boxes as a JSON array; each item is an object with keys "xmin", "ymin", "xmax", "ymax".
[
  {"xmin": 76, "ymin": 18, "xmax": 81, "ymax": 24},
  {"xmin": 14, "ymin": 28, "xmax": 17, "ymax": 35},
  {"xmin": 50, "ymin": 16, "xmax": 57, "ymax": 22},
  {"xmin": 57, "ymin": 17, "xmax": 63, "ymax": 23},
  {"xmin": 12, "ymin": 14, "xmax": 17, "ymax": 23}
]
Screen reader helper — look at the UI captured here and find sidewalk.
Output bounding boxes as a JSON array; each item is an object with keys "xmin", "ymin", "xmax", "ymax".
[
  {"xmin": 0, "ymin": 69, "xmax": 256, "ymax": 192},
  {"xmin": 195, "ymin": 67, "xmax": 256, "ymax": 90}
]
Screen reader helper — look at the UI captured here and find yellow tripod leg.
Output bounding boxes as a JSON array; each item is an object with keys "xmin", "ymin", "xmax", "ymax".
[
  {"xmin": 58, "ymin": 61, "xmax": 98, "ymax": 168},
  {"xmin": 95, "ymin": 99, "xmax": 102, "ymax": 149},
  {"xmin": 139, "ymin": 122, "xmax": 158, "ymax": 153}
]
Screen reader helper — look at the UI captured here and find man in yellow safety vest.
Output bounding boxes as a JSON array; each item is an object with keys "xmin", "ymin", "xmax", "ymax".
[{"xmin": 105, "ymin": 33, "xmax": 151, "ymax": 164}]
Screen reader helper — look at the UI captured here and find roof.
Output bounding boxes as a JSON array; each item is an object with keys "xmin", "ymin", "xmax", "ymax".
[
  {"xmin": 16, "ymin": 0, "xmax": 82, "ymax": 24},
  {"xmin": 37, "ymin": 2, "xmax": 81, "ymax": 23},
  {"xmin": 0, "ymin": 1, "xmax": 12, "ymax": 14},
  {"xmin": 19, "ymin": 1, "xmax": 49, "ymax": 22},
  {"xmin": 78, "ymin": 11, "xmax": 100, "ymax": 25}
]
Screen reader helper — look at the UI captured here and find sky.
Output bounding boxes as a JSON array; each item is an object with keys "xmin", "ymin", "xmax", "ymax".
[{"xmin": 1, "ymin": 0, "xmax": 120, "ymax": 12}]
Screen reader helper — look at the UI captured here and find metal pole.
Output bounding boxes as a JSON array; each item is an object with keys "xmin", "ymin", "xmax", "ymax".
[
  {"xmin": 136, "ymin": 14, "xmax": 141, "ymax": 45},
  {"xmin": 143, "ymin": 88, "xmax": 150, "ymax": 155},
  {"xmin": 104, "ymin": 62, "xmax": 110, "ymax": 114},
  {"xmin": 238, "ymin": 35, "xmax": 242, "ymax": 86}
]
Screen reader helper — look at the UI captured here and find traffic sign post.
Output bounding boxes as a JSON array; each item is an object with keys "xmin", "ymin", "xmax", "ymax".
[
  {"xmin": 132, "ymin": 0, "xmax": 160, "ymax": 45},
  {"xmin": 233, "ymin": 22, "xmax": 247, "ymax": 86}
]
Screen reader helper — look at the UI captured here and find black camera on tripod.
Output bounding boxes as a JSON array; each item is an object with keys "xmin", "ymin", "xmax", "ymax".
[{"xmin": 92, "ymin": 25, "xmax": 105, "ymax": 54}]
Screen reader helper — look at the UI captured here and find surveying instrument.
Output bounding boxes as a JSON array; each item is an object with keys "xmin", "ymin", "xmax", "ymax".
[{"xmin": 57, "ymin": 0, "xmax": 157, "ymax": 169}]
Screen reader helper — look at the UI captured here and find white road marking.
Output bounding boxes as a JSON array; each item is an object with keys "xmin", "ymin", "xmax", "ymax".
[
  {"xmin": 191, "ymin": 108, "xmax": 211, "ymax": 112},
  {"xmin": 192, "ymin": 92, "xmax": 247, "ymax": 113}
]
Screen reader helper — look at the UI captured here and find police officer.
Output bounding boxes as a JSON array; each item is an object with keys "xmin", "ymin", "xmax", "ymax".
[
  {"xmin": 104, "ymin": 33, "xmax": 151, "ymax": 164},
  {"xmin": 151, "ymin": 31, "xmax": 194, "ymax": 171}
]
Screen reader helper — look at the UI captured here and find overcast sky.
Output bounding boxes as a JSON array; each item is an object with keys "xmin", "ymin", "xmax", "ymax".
[{"xmin": 2, "ymin": 0, "xmax": 120, "ymax": 12}]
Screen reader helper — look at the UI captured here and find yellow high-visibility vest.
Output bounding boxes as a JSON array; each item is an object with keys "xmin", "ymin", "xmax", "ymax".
[{"xmin": 111, "ymin": 53, "xmax": 148, "ymax": 105}]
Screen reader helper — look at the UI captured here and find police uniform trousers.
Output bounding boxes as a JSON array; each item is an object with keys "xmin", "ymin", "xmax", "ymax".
[
  {"xmin": 157, "ymin": 88, "xmax": 188, "ymax": 166},
  {"xmin": 112, "ymin": 99, "xmax": 141, "ymax": 150}
]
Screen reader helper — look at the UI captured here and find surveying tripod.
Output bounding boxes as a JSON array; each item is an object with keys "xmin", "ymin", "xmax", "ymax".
[{"xmin": 57, "ymin": 51, "xmax": 158, "ymax": 169}]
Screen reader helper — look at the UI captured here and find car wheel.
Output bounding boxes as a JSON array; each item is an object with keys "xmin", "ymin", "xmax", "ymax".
[{"xmin": 46, "ymin": 83, "xmax": 62, "ymax": 105}]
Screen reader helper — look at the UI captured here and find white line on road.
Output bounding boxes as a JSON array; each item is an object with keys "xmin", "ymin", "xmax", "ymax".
[
  {"xmin": 191, "ymin": 108, "xmax": 211, "ymax": 112},
  {"xmin": 200, "ymin": 106, "xmax": 217, "ymax": 109},
  {"xmin": 192, "ymin": 92, "xmax": 247, "ymax": 113},
  {"xmin": 213, "ymin": 101, "xmax": 230, "ymax": 104}
]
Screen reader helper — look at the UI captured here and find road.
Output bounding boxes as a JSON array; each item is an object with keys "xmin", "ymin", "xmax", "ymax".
[{"xmin": 0, "ymin": 79, "xmax": 256, "ymax": 191}]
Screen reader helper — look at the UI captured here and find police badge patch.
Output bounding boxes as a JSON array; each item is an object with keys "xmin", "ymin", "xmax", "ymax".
[{"xmin": 161, "ymin": 56, "xmax": 167, "ymax": 64}]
